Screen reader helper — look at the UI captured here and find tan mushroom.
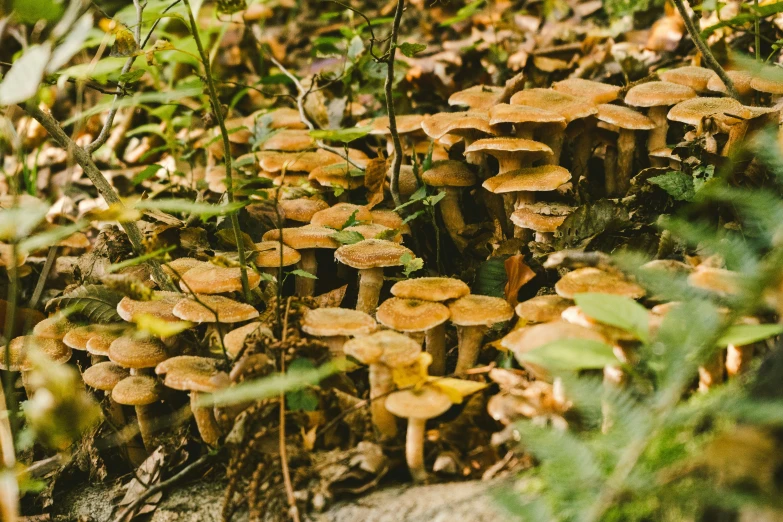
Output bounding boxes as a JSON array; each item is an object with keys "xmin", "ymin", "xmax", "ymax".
[
  {"xmin": 659, "ymin": 66, "xmax": 715, "ymax": 93},
  {"xmin": 179, "ymin": 264, "xmax": 261, "ymax": 294},
  {"xmin": 555, "ymin": 268, "xmax": 645, "ymax": 300},
  {"xmin": 595, "ymin": 104, "xmax": 656, "ymax": 195},
  {"xmin": 515, "ymin": 295, "xmax": 573, "ymax": 324},
  {"xmin": 172, "ymin": 295, "xmax": 260, "ymax": 324},
  {"xmin": 448, "ymin": 295, "xmax": 514, "ymax": 374},
  {"xmin": 301, "ymin": 307, "xmax": 378, "ymax": 356},
  {"xmin": 1, "ymin": 336, "xmax": 72, "ymax": 397},
  {"xmin": 223, "ymin": 322, "xmax": 273, "ymax": 358},
  {"xmin": 421, "ymin": 161, "xmax": 477, "ymax": 251},
  {"xmin": 552, "ymin": 78, "xmax": 621, "ymax": 104},
  {"xmin": 254, "ymin": 241, "xmax": 301, "ymax": 280},
  {"xmin": 448, "ymin": 85, "xmax": 503, "ymax": 110},
  {"xmin": 623, "ymin": 81, "xmax": 696, "ymax": 153},
  {"xmin": 112, "ymin": 375, "xmax": 163, "ymax": 450},
  {"xmin": 262, "ymin": 225, "xmax": 340, "ymax": 296},
  {"xmin": 277, "ymin": 198, "xmax": 329, "ymax": 224}
]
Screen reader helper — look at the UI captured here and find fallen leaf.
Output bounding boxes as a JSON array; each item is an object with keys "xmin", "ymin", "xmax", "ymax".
[
  {"xmin": 504, "ymin": 254, "xmax": 535, "ymax": 306},
  {"xmin": 364, "ymin": 157, "xmax": 388, "ymax": 209},
  {"xmin": 314, "ymin": 285, "xmax": 348, "ymax": 308}
]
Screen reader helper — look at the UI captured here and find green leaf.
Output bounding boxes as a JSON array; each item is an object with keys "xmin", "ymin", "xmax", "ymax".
[
  {"xmin": 330, "ymin": 230, "xmax": 365, "ymax": 245},
  {"xmin": 285, "ymin": 359, "xmax": 321, "ymax": 411},
  {"xmin": 339, "ymin": 209, "xmax": 363, "ymax": 229},
  {"xmin": 517, "ymin": 338, "xmax": 618, "ymax": 371},
  {"xmin": 118, "ymin": 69, "xmax": 145, "ymax": 84},
  {"xmin": 399, "ymin": 42, "xmax": 427, "ymax": 57},
  {"xmin": 0, "ymin": 199, "xmax": 50, "ymax": 242},
  {"xmin": 107, "ymin": 246, "xmax": 176, "ymax": 273},
  {"xmin": 290, "ymin": 269, "xmax": 318, "ymax": 279},
  {"xmin": 309, "ymin": 126, "xmax": 371, "ymax": 143},
  {"xmin": 132, "ymin": 165, "xmax": 161, "ymax": 185},
  {"xmin": 716, "ymin": 324, "xmax": 783, "ymax": 347},
  {"xmin": 400, "ymin": 252, "xmax": 423, "ymax": 277},
  {"xmin": 440, "ymin": 0, "xmax": 485, "ymax": 26},
  {"xmin": 574, "ymin": 293, "xmax": 650, "ymax": 343},
  {"xmin": 0, "ymin": 43, "xmax": 52, "ymax": 105},
  {"xmin": 474, "ymin": 257, "xmax": 507, "ymax": 297},
  {"xmin": 648, "ymin": 171, "xmax": 696, "ymax": 201},
  {"xmin": 215, "ymin": 229, "xmax": 257, "ymax": 251},
  {"xmin": 134, "ymin": 199, "xmax": 247, "ymax": 219},
  {"xmin": 46, "ymin": 285, "xmax": 124, "ymax": 323},
  {"xmin": 12, "ymin": 0, "xmax": 64, "ymax": 23}
]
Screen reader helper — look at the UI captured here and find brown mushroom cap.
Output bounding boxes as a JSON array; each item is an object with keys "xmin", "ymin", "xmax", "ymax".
[
  {"xmin": 311, "ymin": 203, "xmax": 372, "ymax": 229},
  {"xmin": 376, "ymin": 298, "xmax": 450, "ymax": 332},
  {"xmin": 501, "ymin": 320, "xmax": 608, "ymax": 355},
  {"xmin": 309, "ymin": 163, "xmax": 365, "ymax": 190},
  {"xmin": 343, "ymin": 224, "xmax": 403, "ymax": 243},
  {"xmin": 511, "ymin": 205, "xmax": 570, "ymax": 233},
  {"xmin": 385, "ymin": 386, "xmax": 452, "ymax": 420},
  {"xmin": 624, "ymin": 81, "xmax": 696, "ymax": 107},
  {"xmin": 108, "ymin": 337, "xmax": 168, "ymax": 369},
  {"xmin": 161, "ymin": 258, "xmax": 208, "ymax": 280},
  {"xmin": 552, "ymin": 78, "xmax": 621, "ymax": 104},
  {"xmin": 596, "ymin": 104, "xmax": 656, "ymax": 130},
  {"xmin": 250, "ymin": 108, "xmax": 308, "ymax": 130},
  {"xmin": 515, "ymin": 295, "xmax": 573, "ymax": 323},
  {"xmin": 260, "ymin": 129, "xmax": 314, "ymax": 151},
  {"xmin": 421, "ymin": 160, "xmax": 477, "ymax": 187},
  {"xmin": 370, "ymin": 210, "xmax": 408, "ymax": 233},
  {"xmin": 117, "ymin": 291, "xmax": 183, "ymax": 323},
  {"xmin": 359, "ymin": 114, "xmax": 426, "ymax": 135},
  {"xmin": 63, "ymin": 324, "xmax": 126, "ymax": 351},
  {"xmin": 179, "ymin": 264, "xmax": 261, "ymax": 294},
  {"xmin": 750, "ymin": 75, "xmax": 783, "ymax": 95},
  {"xmin": 223, "ymin": 322, "xmax": 272, "ymax": 358},
  {"xmin": 555, "ymin": 267, "xmax": 646, "ymax": 299},
  {"xmin": 659, "ymin": 66, "xmax": 716, "ymax": 92},
  {"xmin": 0, "ymin": 336, "xmax": 71, "ymax": 371},
  {"xmin": 667, "ymin": 97, "xmax": 750, "ymax": 127},
  {"xmin": 301, "ymin": 307, "xmax": 378, "ymax": 338},
  {"xmin": 32, "ymin": 315, "xmax": 79, "ymax": 340},
  {"xmin": 343, "ymin": 329, "xmax": 422, "ymax": 367},
  {"xmin": 561, "ymin": 305, "xmax": 639, "ymax": 343},
  {"xmin": 278, "ymin": 198, "xmax": 329, "ymax": 223},
  {"xmin": 172, "ymin": 295, "xmax": 260, "ymax": 323},
  {"xmin": 258, "ymin": 149, "xmax": 369, "ymax": 172},
  {"xmin": 85, "ymin": 326, "xmax": 128, "ymax": 356},
  {"xmin": 448, "ymin": 295, "xmax": 514, "ymax": 327},
  {"xmin": 448, "ymin": 85, "xmax": 503, "ymax": 110},
  {"xmin": 489, "ymin": 103, "xmax": 566, "ymax": 126},
  {"xmin": 707, "ymin": 70, "xmax": 754, "ymax": 97},
  {"xmin": 82, "ymin": 361, "xmax": 130, "ymax": 391},
  {"xmin": 334, "ymin": 239, "xmax": 414, "ymax": 270},
  {"xmin": 262, "ymin": 225, "xmax": 341, "ymax": 250},
  {"xmin": 510, "ymin": 89, "xmax": 597, "ymax": 123},
  {"xmin": 482, "ymin": 165, "xmax": 571, "ymax": 194},
  {"xmin": 420, "ymin": 111, "xmax": 496, "ymax": 139},
  {"xmin": 687, "ymin": 266, "xmax": 742, "ymax": 295},
  {"xmin": 112, "ymin": 375, "xmax": 161, "ymax": 406},
  {"xmin": 254, "ymin": 241, "xmax": 301, "ymax": 267},
  {"xmin": 155, "ymin": 355, "xmax": 225, "ymax": 393},
  {"xmin": 390, "ymin": 277, "xmax": 470, "ymax": 302},
  {"xmin": 465, "ymin": 137, "xmax": 552, "ymax": 159}
]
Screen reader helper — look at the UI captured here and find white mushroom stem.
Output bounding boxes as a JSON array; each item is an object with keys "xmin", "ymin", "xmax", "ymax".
[
  {"xmin": 454, "ymin": 325, "xmax": 487, "ymax": 375},
  {"xmin": 512, "ymin": 192, "xmax": 535, "ymax": 241},
  {"xmin": 296, "ymin": 249, "xmax": 318, "ymax": 297},
  {"xmin": 698, "ymin": 350, "xmax": 725, "ymax": 392},
  {"xmin": 405, "ymin": 417, "xmax": 429, "ymax": 483},
  {"xmin": 135, "ymin": 404, "xmax": 157, "ymax": 450},
  {"xmin": 425, "ymin": 323, "xmax": 447, "ymax": 376},
  {"xmin": 323, "ymin": 336, "xmax": 348, "ymax": 357},
  {"xmin": 615, "ymin": 129, "xmax": 636, "ymax": 195},
  {"xmin": 190, "ymin": 392, "xmax": 222, "ymax": 446},
  {"xmin": 726, "ymin": 343, "xmax": 754, "ymax": 377},
  {"xmin": 438, "ymin": 187, "xmax": 468, "ymax": 251},
  {"xmin": 369, "ymin": 363, "xmax": 397, "ymax": 438},
  {"xmin": 356, "ymin": 267, "xmax": 384, "ymax": 315},
  {"xmin": 647, "ymin": 106, "xmax": 669, "ymax": 152}
]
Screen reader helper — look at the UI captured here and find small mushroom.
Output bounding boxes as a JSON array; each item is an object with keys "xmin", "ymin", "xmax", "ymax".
[
  {"xmin": 32, "ymin": 314, "xmax": 78, "ymax": 340},
  {"xmin": 179, "ymin": 264, "xmax": 261, "ymax": 294},
  {"xmin": 552, "ymin": 78, "xmax": 621, "ymax": 104},
  {"xmin": 172, "ymin": 295, "xmax": 260, "ymax": 324},
  {"xmin": 595, "ymin": 104, "xmax": 656, "ymax": 195},
  {"xmin": 277, "ymin": 198, "xmax": 329, "ymax": 224},
  {"xmin": 117, "ymin": 291, "xmax": 184, "ymax": 324},
  {"xmin": 448, "ymin": 85, "xmax": 503, "ymax": 110},
  {"xmin": 82, "ymin": 362, "xmax": 138, "ymax": 459},
  {"xmin": 659, "ymin": 66, "xmax": 715, "ymax": 93},
  {"xmin": 465, "ymin": 138, "xmax": 552, "ymax": 176},
  {"xmin": 623, "ymin": 81, "xmax": 696, "ymax": 154},
  {"xmin": 448, "ymin": 295, "xmax": 514, "ymax": 375},
  {"xmin": 421, "ymin": 161, "xmax": 477, "ymax": 251},
  {"xmin": 223, "ymin": 322, "xmax": 273, "ymax": 358},
  {"xmin": 254, "ymin": 240, "xmax": 301, "ymax": 280},
  {"xmin": 515, "ymin": 295, "xmax": 573, "ymax": 324},
  {"xmin": 262, "ymin": 225, "xmax": 340, "ymax": 296},
  {"xmin": 555, "ymin": 267, "xmax": 645, "ymax": 300},
  {"xmin": 301, "ymin": 307, "xmax": 378, "ymax": 356},
  {"xmin": 63, "ymin": 324, "xmax": 127, "ymax": 363},
  {"xmin": 112, "ymin": 375, "xmax": 163, "ymax": 450},
  {"xmin": 384, "ymin": 386, "xmax": 452, "ymax": 482},
  {"xmin": 0, "ymin": 336, "xmax": 72, "ymax": 397}
]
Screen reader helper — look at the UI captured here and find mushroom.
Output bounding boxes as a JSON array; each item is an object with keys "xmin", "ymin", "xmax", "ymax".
[
  {"xmin": 465, "ymin": 138, "xmax": 552, "ymax": 176},
  {"xmin": 659, "ymin": 66, "xmax": 715, "ymax": 93},
  {"xmin": 301, "ymin": 307, "xmax": 378, "ymax": 356},
  {"xmin": 375, "ymin": 298, "xmax": 450, "ymax": 376},
  {"xmin": 706, "ymin": 70, "xmax": 754, "ymax": 100},
  {"xmin": 32, "ymin": 314, "xmax": 78, "ymax": 340},
  {"xmin": 311, "ymin": 203, "xmax": 373, "ymax": 229},
  {"xmin": 254, "ymin": 240, "xmax": 301, "ymax": 281},
  {"xmin": 0, "ymin": 336, "xmax": 72, "ymax": 397},
  {"xmin": 82, "ymin": 362, "xmax": 137, "ymax": 459},
  {"xmin": 343, "ymin": 330, "xmax": 422, "ymax": 438},
  {"xmin": 334, "ymin": 239, "xmax": 415, "ymax": 315},
  {"xmin": 515, "ymin": 295, "xmax": 573, "ymax": 324},
  {"xmin": 260, "ymin": 129, "xmax": 314, "ymax": 151},
  {"xmin": 223, "ymin": 322, "xmax": 273, "ymax": 358},
  {"xmin": 726, "ymin": 317, "xmax": 759, "ymax": 378},
  {"xmin": 343, "ymin": 224, "xmax": 403, "ymax": 243},
  {"xmin": 421, "ymin": 160, "xmax": 477, "ymax": 251},
  {"xmin": 420, "ymin": 111, "xmax": 497, "ymax": 165},
  {"xmin": 448, "ymin": 85, "xmax": 503, "ymax": 110},
  {"xmin": 112, "ymin": 375, "xmax": 163, "ymax": 450},
  {"xmin": 277, "ymin": 198, "xmax": 329, "ymax": 224},
  {"xmin": 257, "ymin": 148, "xmax": 369, "ymax": 174},
  {"xmin": 117, "ymin": 291, "xmax": 184, "ymax": 324},
  {"xmin": 552, "ymin": 78, "xmax": 621, "ymax": 104},
  {"xmin": 160, "ymin": 258, "xmax": 207, "ymax": 282},
  {"xmin": 384, "ymin": 386, "xmax": 452, "ymax": 482},
  {"xmin": 247, "ymin": 108, "xmax": 307, "ymax": 130},
  {"xmin": 488, "ymin": 104, "xmax": 566, "ymax": 142},
  {"xmin": 623, "ymin": 81, "xmax": 696, "ymax": 154},
  {"xmin": 554, "ymin": 267, "xmax": 645, "ymax": 300},
  {"xmin": 370, "ymin": 209, "xmax": 409, "ymax": 235},
  {"xmin": 262, "ymin": 225, "xmax": 340, "ymax": 296},
  {"xmin": 595, "ymin": 104, "xmax": 656, "ymax": 195},
  {"xmin": 510, "ymin": 202, "xmax": 574, "ymax": 243},
  {"xmin": 448, "ymin": 295, "xmax": 514, "ymax": 375},
  {"xmin": 172, "ymin": 295, "xmax": 260, "ymax": 324},
  {"xmin": 358, "ymin": 114, "xmax": 430, "ymax": 159},
  {"xmin": 179, "ymin": 264, "xmax": 261, "ymax": 294},
  {"xmin": 108, "ymin": 337, "xmax": 169, "ymax": 376},
  {"xmin": 309, "ymin": 163, "xmax": 365, "ymax": 196},
  {"xmin": 750, "ymin": 74, "xmax": 783, "ymax": 104}
]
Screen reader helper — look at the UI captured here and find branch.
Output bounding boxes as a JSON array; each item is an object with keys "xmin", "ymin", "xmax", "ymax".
[
  {"xmin": 23, "ymin": 104, "xmax": 177, "ymax": 292},
  {"xmin": 385, "ymin": 0, "xmax": 405, "ymax": 209},
  {"xmin": 671, "ymin": 0, "xmax": 739, "ymax": 100}
]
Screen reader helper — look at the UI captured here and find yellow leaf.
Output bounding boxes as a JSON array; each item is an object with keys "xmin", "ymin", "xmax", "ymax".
[
  {"xmin": 134, "ymin": 313, "xmax": 193, "ymax": 338},
  {"xmin": 85, "ymin": 203, "xmax": 142, "ymax": 223},
  {"xmin": 392, "ymin": 352, "xmax": 431, "ymax": 389},
  {"xmin": 429, "ymin": 377, "xmax": 487, "ymax": 404}
]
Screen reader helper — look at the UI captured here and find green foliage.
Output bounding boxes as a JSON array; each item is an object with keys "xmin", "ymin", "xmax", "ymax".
[
  {"xmin": 574, "ymin": 293, "xmax": 650, "ymax": 342},
  {"xmin": 46, "ymin": 285, "xmax": 124, "ymax": 323},
  {"xmin": 517, "ymin": 338, "xmax": 618, "ymax": 371},
  {"xmin": 400, "ymin": 252, "xmax": 423, "ymax": 277},
  {"xmin": 399, "ymin": 42, "xmax": 427, "ymax": 57},
  {"xmin": 602, "ymin": 0, "xmax": 664, "ymax": 17}
]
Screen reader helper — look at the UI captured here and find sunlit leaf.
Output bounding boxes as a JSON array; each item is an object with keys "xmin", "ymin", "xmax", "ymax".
[
  {"xmin": 716, "ymin": 324, "xmax": 783, "ymax": 347},
  {"xmin": 574, "ymin": 293, "xmax": 650, "ymax": 343},
  {"xmin": 516, "ymin": 338, "xmax": 618, "ymax": 371}
]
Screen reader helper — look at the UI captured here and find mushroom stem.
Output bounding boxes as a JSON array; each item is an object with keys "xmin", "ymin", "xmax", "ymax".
[
  {"xmin": 356, "ymin": 267, "xmax": 384, "ymax": 315},
  {"xmin": 604, "ymin": 144, "xmax": 618, "ymax": 196},
  {"xmin": 512, "ymin": 192, "xmax": 535, "ymax": 241},
  {"xmin": 323, "ymin": 336, "xmax": 348, "ymax": 357},
  {"xmin": 698, "ymin": 350, "xmax": 725, "ymax": 392},
  {"xmin": 425, "ymin": 323, "xmax": 447, "ymax": 376},
  {"xmin": 726, "ymin": 343, "xmax": 754, "ymax": 377},
  {"xmin": 571, "ymin": 119, "xmax": 596, "ymax": 183},
  {"xmin": 20, "ymin": 372, "xmax": 34, "ymax": 399},
  {"xmin": 541, "ymin": 130, "xmax": 564, "ymax": 165},
  {"xmin": 438, "ymin": 187, "xmax": 468, "ymax": 251},
  {"xmin": 405, "ymin": 417, "xmax": 428, "ymax": 482},
  {"xmin": 135, "ymin": 404, "xmax": 158, "ymax": 450},
  {"xmin": 454, "ymin": 325, "xmax": 487, "ymax": 375},
  {"xmin": 296, "ymin": 249, "xmax": 318, "ymax": 297},
  {"xmin": 722, "ymin": 121, "xmax": 749, "ymax": 157},
  {"xmin": 190, "ymin": 391, "xmax": 222, "ymax": 446},
  {"xmin": 601, "ymin": 365, "xmax": 625, "ymax": 434},
  {"xmin": 647, "ymin": 106, "xmax": 669, "ymax": 152},
  {"xmin": 615, "ymin": 129, "xmax": 636, "ymax": 195},
  {"xmin": 369, "ymin": 363, "xmax": 397, "ymax": 438}
]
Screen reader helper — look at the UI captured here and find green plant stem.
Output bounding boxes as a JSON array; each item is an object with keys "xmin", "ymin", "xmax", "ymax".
[
  {"xmin": 182, "ymin": 0, "xmax": 251, "ymax": 301},
  {"xmin": 755, "ymin": 0, "xmax": 761, "ymax": 62},
  {"xmin": 385, "ymin": 0, "xmax": 405, "ymax": 209},
  {"xmin": 671, "ymin": 0, "xmax": 739, "ymax": 100},
  {"xmin": 2, "ymin": 244, "xmax": 19, "ymax": 449},
  {"xmin": 22, "ymin": 104, "xmax": 176, "ymax": 292}
]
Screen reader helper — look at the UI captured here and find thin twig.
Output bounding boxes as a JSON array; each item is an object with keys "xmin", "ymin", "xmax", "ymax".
[
  {"xmin": 182, "ymin": 0, "xmax": 251, "ymax": 301},
  {"xmin": 28, "ymin": 246, "xmax": 57, "ymax": 310},
  {"xmin": 671, "ymin": 0, "xmax": 739, "ymax": 99},
  {"xmin": 385, "ymin": 0, "xmax": 406, "ymax": 208},
  {"xmin": 278, "ymin": 298, "xmax": 300, "ymax": 522}
]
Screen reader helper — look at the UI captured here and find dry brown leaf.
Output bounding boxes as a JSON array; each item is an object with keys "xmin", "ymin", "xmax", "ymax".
[
  {"xmin": 314, "ymin": 285, "xmax": 348, "ymax": 308},
  {"xmin": 504, "ymin": 254, "xmax": 536, "ymax": 306},
  {"xmin": 116, "ymin": 447, "xmax": 166, "ymax": 521},
  {"xmin": 364, "ymin": 157, "xmax": 388, "ymax": 209}
]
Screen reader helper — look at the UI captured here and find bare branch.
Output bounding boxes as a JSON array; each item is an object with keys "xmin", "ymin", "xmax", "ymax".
[{"xmin": 385, "ymin": 0, "xmax": 406, "ymax": 208}]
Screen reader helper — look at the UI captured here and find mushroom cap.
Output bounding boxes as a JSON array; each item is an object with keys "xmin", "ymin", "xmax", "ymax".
[
  {"xmin": 0, "ymin": 336, "xmax": 71, "ymax": 371},
  {"xmin": 489, "ymin": 103, "xmax": 566, "ymax": 126},
  {"xmin": 596, "ymin": 104, "xmax": 656, "ymax": 130},
  {"xmin": 310, "ymin": 203, "xmax": 372, "ymax": 229},
  {"xmin": 510, "ymin": 88, "xmax": 597, "ymax": 122},
  {"xmin": 172, "ymin": 295, "xmax": 260, "ymax": 323},
  {"xmin": 561, "ymin": 305, "xmax": 639, "ymax": 343},
  {"xmin": 161, "ymin": 258, "xmax": 208, "ymax": 280},
  {"xmin": 750, "ymin": 75, "xmax": 783, "ymax": 95},
  {"xmin": 659, "ymin": 66, "xmax": 716, "ymax": 92},
  {"xmin": 421, "ymin": 111, "xmax": 496, "ymax": 139},
  {"xmin": 667, "ymin": 97, "xmax": 749, "ymax": 127},
  {"xmin": 707, "ymin": 70, "xmax": 754, "ymax": 97},
  {"xmin": 397, "ymin": 165, "xmax": 420, "ymax": 197},
  {"xmin": 262, "ymin": 225, "xmax": 340, "ymax": 250},
  {"xmin": 376, "ymin": 298, "xmax": 450, "ymax": 332},
  {"xmin": 179, "ymin": 264, "xmax": 261, "ymax": 294},
  {"xmin": 249, "ymin": 108, "xmax": 307, "ymax": 130},
  {"xmin": 223, "ymin": 322, "xmax": 272, "ymax": 358},
  {"xmin": 32, "ymin": 315, "xmax": 79, "ymax": 340},
  {"xmin": 640, "ymin": 259, "xmax": 693, "ymax": 274},
  {"xmin": 511, "ymin": 206, "xmax": 570, "ymax": 233},
  {"xmin": 343, "ymin": 224, "xmax": 403, "ymax": 243},
  {"xmin": 687, "ymin": 266, "xmax": 742, "ymax": 295},
  {"xmin": 482, "ymin": 165, "xmax": 571, "ymax": 194},
  {"xmin": 258, "ymin": 149, "xmax": 369, "ymax": 173},
  {"xmin": 421, "ymin": 160, "xmax": 477, "ymax": 188},
  {"xmin": 112, "ymin": 375, "xmax": 161, "ymax": 406},
  {"xmin": 301, "ymin": 307, "xmax": 378, "ymax": 337},
  {"xmin": 343, "ymin": 329, "xmax": 421, "ymax": 367},
  {"xmin": 117, "ymin": 291, "xmax": 183, "ymax": 323},
  {"xmin": 260, "ymin": 129, "xmax": 314, "ymax": 151},
  {"xmin": 334, "ymin": 239, "xmax": 414, "ymax": 270},
  {"xmin": 448, "ymin": 295, "xmax": 514, "ymax": 327},
  {"xmin": 82, "ymin": 361, "xmax": 130, "ymax": 391},
  {"xmin": 385, "ymin": 386, "xmax": 452, "ymax": 420},
  {"xmin": 155, "ymin": 355, "xmax": 225, "ymax": 393},
  {"xmin": 108, "ymin": 337, "xmax": 168, "ymax": 369},
  {"xmin": 278, "ymin": 198, "xmax": 329, "ymax": 223},
  {"xmin": 309, "ymin": 163, "xmax": 365, "ymax": 190},
  {"xmin": 555, "ymin": 267, "xmax": 646, "ymax": 299},
  {"xmin": 370, "ymin": 210, "xmax": 408, "ymax": 234},
  {"xmin": 501, "ymin": 320, "xmax": 608, "ymax": 356},
  {"xmin": 552, "ymin": 78, "xmax": 621, "ymax": 104},
  {"xmin": 223, "ymin": 117, "xmax": 252, "ymax": 144},
  {"xmin": 448, "ymin": 85, "xmax": 503, "ymax": 110},
  {"xmin": 254, "ymin": 241, "xmax": 301, "ymax": 267},
  {"xmin": 465, "ymin": 137, "xmax": 552, "ymax": 162},
  {"xmin": 390, "ymin": 277, "xmax": 470, "ymax": 302},
  {"xmin": 85, "ymin": 326, "xmax": 128, "ymax": 356},
  {"xmin": 63, "ymin": 324, "xmax": 126, "ymax": 351},
  {"xmin": 358, "ymin": 114, "xmax": 426, "ymax": 135},
  {"xmin": 623, "ymin": 81, "xmax": 696, "ymax": 108},
  {"xmin": 515, "ymin": 295, "xmax": 573, "ymax": 323}
]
